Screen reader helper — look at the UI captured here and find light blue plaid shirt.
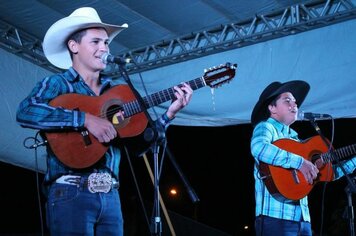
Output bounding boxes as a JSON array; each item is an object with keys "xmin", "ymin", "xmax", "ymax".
[{"xmin": 251, "ymin": 117, "xmax": 356, "ymax": 222}]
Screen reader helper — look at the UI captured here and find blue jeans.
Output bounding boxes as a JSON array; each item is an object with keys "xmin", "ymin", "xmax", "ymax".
[
  {"xmin": 46, "ymin": 183, "xmax": 123, "ymax": 236},
  {"xmin": 255, "ymin": 215, "xmax": 312, "ymax": 236}
]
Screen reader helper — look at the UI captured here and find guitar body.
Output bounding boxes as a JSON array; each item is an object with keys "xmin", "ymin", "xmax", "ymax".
[
  {"xmin": 44, "ymin": 63, "xmax": 237, "ymax": 169},
  {"xmin": 259, "ymin": 135, "xmax": 334, "ymax": 201},
  {"xmin": 46, "ymin": 85, "xmax": 148, "ymax": 169}
]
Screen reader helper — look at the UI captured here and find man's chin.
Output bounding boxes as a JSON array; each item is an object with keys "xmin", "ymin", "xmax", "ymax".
[{"xmin": 95, "ymin": 64, "xmax": 106, "ymax": 71}]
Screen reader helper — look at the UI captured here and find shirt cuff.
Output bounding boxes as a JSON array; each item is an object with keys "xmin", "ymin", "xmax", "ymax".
[
  {"xmin": 159, "ymin": 112, "xmax": 174, "ymax": 127},
  {"xmin": 74, "ymin": 110, "xmax": 85, "ymax": 130},
  {"xmin": 291, "ymin": 154, "xmax": 304, "ymax": 170}
]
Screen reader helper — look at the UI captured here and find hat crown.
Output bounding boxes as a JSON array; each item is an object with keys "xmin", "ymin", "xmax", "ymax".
[
  {"xmin": 259, "ymin": 82, "xmax": 282, "ymax": 100},
  {"xmin": 70, "ymin": 7, "xmax": 101, "ymax": 22}
]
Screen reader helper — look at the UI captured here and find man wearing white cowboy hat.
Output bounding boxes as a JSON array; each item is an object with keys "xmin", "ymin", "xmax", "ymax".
[
  {"xmin": 250, "ymin": 80, "xmax": 356, "ymax": 235},
  {"xmin": 17, "ymin": 7, "xmax": 193, "ymax": 236}
]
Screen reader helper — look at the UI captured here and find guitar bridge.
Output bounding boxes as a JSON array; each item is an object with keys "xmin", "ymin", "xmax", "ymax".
[
  {"xmin": 81, "ymin": 130, "xmax": 91, "ymax": 146},
  {"xmin": 292, "ymin": 169, "xmax": 300, "ymax": 184}
]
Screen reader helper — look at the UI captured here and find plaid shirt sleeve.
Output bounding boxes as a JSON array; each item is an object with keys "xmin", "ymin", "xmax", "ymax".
[
  {"xmin": 16, "ymin": 74, "xmax": 85, "ymax": 130},
  {"xmin": 333, "ymin": 156, "xmax": 356, "ymax": 179},
  {"xmin": 251, "ymin": 121, "xmax": 304, "ymax": 170}
]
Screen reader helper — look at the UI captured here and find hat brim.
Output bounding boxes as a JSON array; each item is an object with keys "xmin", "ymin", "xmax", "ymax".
[
  {"xmin": 251, "ymin": 80, "xmax": 310, "ymax": 126},
  {"xmin": 43, "ymin": 16, "xmax": 128, "ymax": 69}
]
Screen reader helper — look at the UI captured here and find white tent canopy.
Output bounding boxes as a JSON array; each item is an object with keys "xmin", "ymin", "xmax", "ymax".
[{"xmin": 1, "ymin": 18, "xmax": 356, "ymax": 172}]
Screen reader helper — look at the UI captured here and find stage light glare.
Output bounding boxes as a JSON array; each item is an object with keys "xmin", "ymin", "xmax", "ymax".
[{"xmin": 169, "ymin": 188, "xmax": 177, "ymax": 196}]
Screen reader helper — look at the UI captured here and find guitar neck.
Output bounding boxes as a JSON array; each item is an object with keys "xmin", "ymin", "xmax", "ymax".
[
  {"xmin": 321, "ymin": 143, "xmax": 356, "ymax": 163},
  {"xmin": 123, "ymin": 77, "xmax": 205, "ymax": 117}
]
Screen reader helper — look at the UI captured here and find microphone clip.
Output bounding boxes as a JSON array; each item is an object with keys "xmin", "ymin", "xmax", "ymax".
[{"xmin": 101, "ymin": 52, "xmax": 131, "ymax": 65}]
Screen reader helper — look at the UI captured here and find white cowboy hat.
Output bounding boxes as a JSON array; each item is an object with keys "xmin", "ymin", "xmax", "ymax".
[{"xmin": 43, "ymin": 7, "xmax": 128, "ymax": 69}]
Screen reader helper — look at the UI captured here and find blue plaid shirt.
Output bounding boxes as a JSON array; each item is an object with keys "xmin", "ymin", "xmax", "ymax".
[
  {"xmin": 17, "ymin": 67, "xmax": 172, "ymax": 190},
  {"xmin": 251, "ymin": 117, "xmax": 356, "ymax": 222}
]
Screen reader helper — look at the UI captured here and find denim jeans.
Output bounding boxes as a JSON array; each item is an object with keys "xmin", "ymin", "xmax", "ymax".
[
  {"xmin": 46, "ymin": 183, "xmax": 123, "ymax": 236},
  {"xmin": 255, "ymin": 215, "xmax": 312, "ymax": 236}
]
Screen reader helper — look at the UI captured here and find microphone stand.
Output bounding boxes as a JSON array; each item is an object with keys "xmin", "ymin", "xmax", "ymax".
[
  {"xmin": 116, "ymin": 64, "xmax": 199, "ymax": 235},
  {"xmin": 117, "ymin": 64, "xmax": 163, "ymax": 235},
  {"xmin": 309, "ymin": 119, "xmax": 356, "ymax": 236}
]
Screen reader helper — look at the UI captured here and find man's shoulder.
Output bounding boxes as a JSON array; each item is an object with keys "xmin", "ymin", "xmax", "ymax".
[
  {"xmin": 255, "ymin": 119, "xmax": 275, "ymax": 130},
  {"xmin": 42, "ymin": 70, "xmax": 74, "ymax": 84}
]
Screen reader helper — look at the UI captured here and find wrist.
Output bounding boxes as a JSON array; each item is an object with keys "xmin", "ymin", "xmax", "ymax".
[{"xmin": 165, "ymin": 111, "xmax": 175, "ymax": 120}]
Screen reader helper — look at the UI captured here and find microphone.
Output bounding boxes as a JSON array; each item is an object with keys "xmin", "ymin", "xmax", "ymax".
[
  {"xmin": 297, "ymin": 111, "xmax": 331, "ymax": 120},
  {"xmin": 101, "ymin": 52, "xmax": 131, "ymax": 65}
]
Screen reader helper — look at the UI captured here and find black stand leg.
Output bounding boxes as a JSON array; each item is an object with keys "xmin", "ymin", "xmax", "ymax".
[
  {"xmin": 145, "ymin": 122, "xmax": 165, "ymax": 235},
  {"xmin": 345, "ymin": 180, "xmax": 355, "ymax": 236},
  {"xmin": 151, "ymin": 143, "xmax": 162, "ymax": 235}
]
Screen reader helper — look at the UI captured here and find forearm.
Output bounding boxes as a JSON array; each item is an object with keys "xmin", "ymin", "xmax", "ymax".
[
  {"xmin": 251, "ymin": 123, "xmax": 303, "ymax": 169},
  {"xmin": 16, "ymin": 74, "xmax": 87, "ymax": 130},
  {"xmin": 251, "ymin": 138, "xmax": 303, "ymax": 169},
  {"xmin": 17, "ymin": 98, "xmax": 85, "ymax": 130},
  {"xmin": 333, "ymin": 156, "xmax": 356, "ymax": 180}
]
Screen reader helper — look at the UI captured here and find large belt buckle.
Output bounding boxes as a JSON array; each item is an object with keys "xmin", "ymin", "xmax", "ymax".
[{"xmin": 88, "ymin": 173, "xmax": 112, "ymax": 193}]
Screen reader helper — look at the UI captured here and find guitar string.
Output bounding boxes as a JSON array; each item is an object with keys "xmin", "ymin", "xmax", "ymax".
[
  {"xmin": 95, "ymin": 78, "xmax": 207, "ymax": 120},
  {"xmin": 321, "ymin": 144, "xmax": 356, "ymax": 163}
]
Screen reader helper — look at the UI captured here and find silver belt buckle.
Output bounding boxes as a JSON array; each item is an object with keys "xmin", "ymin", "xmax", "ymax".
[{"xmin": 88, "ymin": 173, "xmax": 112, "ymax": 193}]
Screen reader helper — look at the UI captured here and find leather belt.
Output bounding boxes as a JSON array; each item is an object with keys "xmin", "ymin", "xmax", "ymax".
[{"xmin": 55, "ymin": 173, "xmax": 119, "ymax": 193}]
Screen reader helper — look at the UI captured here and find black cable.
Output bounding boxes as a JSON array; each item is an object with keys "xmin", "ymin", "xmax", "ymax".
[
  {"xmin": 308, "ymin": 117, "xmax": 335, "ymax": 236},
  {"xmin": 23, "ymin": 131, "xmax": 46, "ymax": 236},
  {"xmin": 158, "ymin": 140, "xmax": 167, "ymax": 179},
  {"xmin": 23, "ymin": 133, "xmax": 47, "ymax": 150},
  {"xmin": 320, "ymin": 117, "xmax": 334, "ymax": 236}
]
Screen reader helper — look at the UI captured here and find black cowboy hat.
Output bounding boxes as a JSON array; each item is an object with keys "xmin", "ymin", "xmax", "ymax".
[{"xmin": 251, "ymin": 80, "xmax": 310, "ymax": 126}]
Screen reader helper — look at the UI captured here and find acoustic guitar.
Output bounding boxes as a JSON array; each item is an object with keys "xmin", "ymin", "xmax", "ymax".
[
  {"xmin": 259, "ymin": 135, "xmax": 356, "ymax": 200},
  {"xmin": 45, "ymin": 63, "xmax": 237, "ymax": 169}
]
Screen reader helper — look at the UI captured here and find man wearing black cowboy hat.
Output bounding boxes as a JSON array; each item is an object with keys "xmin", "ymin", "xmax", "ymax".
[
  {"xmin": 250, "ymin": 80, "xmax": 356, "ymax": 235},
  {"xmin": 16, "ymin": 7, "xmax": 193, "ymax": 236}
]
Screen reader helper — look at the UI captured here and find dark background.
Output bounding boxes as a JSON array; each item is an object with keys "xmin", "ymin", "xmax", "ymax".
[{"xmin": 1, "ymin": 118, "xmax": 356, "ymax": 235}]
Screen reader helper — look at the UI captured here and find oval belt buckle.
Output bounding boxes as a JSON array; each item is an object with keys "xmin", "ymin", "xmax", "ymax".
[{"xmin": 88, "ymin": 173, "xmax": 112, "ymax": 193}]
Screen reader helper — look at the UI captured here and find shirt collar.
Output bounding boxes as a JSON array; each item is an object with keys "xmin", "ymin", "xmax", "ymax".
[
  {"xmin": 267, "ymin": 117, "xmax": 298, "ymax": 138},
  {"xmin": 65, "ymin": 67, "xmax": 113, "ymax": 86}
]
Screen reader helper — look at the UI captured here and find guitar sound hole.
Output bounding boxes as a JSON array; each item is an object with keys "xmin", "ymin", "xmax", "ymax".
[
  {"xmin": 314, "ymin": 158, "xmax": 324, "ymax": 169},
  {"xmin": 106, "ymin": 104, "xmax": 123, "ymax": 125}
]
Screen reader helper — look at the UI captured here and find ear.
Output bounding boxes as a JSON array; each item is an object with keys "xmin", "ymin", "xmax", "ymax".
[
  {"xmin": 67, "ymin": 39, "xmax": 78, "ymax": 54},
  {"xmin": 268, "ymin": 104, "xmax": 276, "ymax": 115}
]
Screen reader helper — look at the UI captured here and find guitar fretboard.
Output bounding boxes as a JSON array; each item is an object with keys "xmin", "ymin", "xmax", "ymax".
[
  {"xmin": 122, "ymin": 77, "xmax": 205, "ymax": 117},
  {"xmin": 321, "ymin": 144, "xmax": 356, "ymax": 163}
]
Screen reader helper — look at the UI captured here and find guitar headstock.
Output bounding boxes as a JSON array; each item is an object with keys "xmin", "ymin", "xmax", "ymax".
[{"xmin": 203, "ymin": 63, "xmax": 237, "ymax": 88}]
